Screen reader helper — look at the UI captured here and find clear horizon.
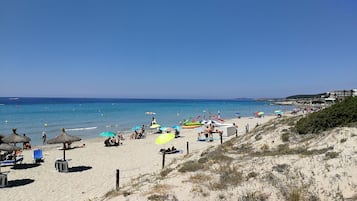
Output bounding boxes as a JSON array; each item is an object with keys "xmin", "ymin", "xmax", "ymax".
[{"xmin": 1, "ymin": 1, "xmax": 356, "ymax": 99}]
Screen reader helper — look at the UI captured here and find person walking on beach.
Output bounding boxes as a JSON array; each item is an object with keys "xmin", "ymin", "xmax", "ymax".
[
  {"xmin": 245, "ymin": 123, "xmax": 249, "ymax": 134},
  {"xmin": 233, "ymin": 123, "xmax": 238, "ymax": 137},
  {"xmin": 42, "ymin": 131, "xmax": 46, "ymax": 145}
]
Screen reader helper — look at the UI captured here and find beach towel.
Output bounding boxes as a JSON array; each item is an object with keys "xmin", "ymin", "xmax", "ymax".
[
  {"xmin": 159, "ymin": 149, "xmax": 183, "ymax": 154},
  {"xmin": 197, "ymin": 137, "xmax": 219, "ymax": 142}
]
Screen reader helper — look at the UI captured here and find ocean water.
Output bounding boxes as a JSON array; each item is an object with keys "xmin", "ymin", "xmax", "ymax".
[{"xmin": 0, "ymin": 97, "xmax": 293, "ymax": 146}]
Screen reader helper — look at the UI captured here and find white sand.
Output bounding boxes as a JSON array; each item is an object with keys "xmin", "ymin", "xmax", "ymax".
[{"xmin": 0, "ymin": 116, "xmax": 273, "ymax": 201}]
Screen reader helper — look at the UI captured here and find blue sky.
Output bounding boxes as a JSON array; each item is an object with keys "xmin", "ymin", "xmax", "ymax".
[{"xmin": 1, "ymin": 0, "xmax": 356, "ymax": 99}]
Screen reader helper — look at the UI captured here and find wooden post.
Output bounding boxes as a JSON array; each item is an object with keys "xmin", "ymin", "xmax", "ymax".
[
  {"xmin": 186, "ymin": 141, "xmax": 189, "ymax": 155},
  {"xmin": 220, "ymin": 133, "xmax": 223, "ymax": 144},
  {"xmin": 162, "ymin": 152, "xmax": 166, "ymax": 169},
  {"xmin": 116, "ymin": 169, "xmax": 120, "ymax": 190}
]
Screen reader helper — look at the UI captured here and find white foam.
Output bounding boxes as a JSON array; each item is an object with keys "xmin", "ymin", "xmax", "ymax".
[{"xmin": 67, "ymin": 126, "xmax": 98, "ymax": 131}]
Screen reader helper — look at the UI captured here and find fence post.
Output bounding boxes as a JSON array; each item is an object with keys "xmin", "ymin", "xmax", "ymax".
[
  {"xmin": 116, "ymin": 169, "xmax": 120, "ymax": 191},
  {"xmin": 162, "ymin": 152, "xmax": 166, "ymax": 169},
  {"xmin": 186, "ymin": 141, "xmax": 189, "ymax": 155}
]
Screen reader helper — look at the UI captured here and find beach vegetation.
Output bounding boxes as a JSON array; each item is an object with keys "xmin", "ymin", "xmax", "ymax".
[
  {"xmin": 272, "ymin": 164, "xmax": 290, "ymax": 173},
  {"xmin": 247, "ymin": 172, "xmax": 258, "ymax": 180},
  {"xmin": 147, "ymin": 193, "xmax": 178, "ymax": 201},
  {"xmin": 255, "ymin": 134, "xmax": 262, "ymax": 141},
  {"xmin": 160, "ymin": 168, "xmax": 174, "ymax": 178},
  {"xmin": 261, "ymin": 144, "xmax": 269, "ymax": 151},
  {"xmin": 232, "ymin": 142, "xmax": 254, "ymax": 154},
  {"xmin": 287, "ymin": 189, "xmax": 302, "ymax": 201},
  {"xmin": 218, "ymin": 193, "xmax": 226, "ymax": 200},
  {"xmin": 103, "ymin": 189, "xmax": 120, "ymax": 199},
  {"xmin": 103, "ymin": 188, "xmax": 132, "ymax": 199},
  {"xmin": 281, "ymin": 133, "xmax": 290, "ymax": 142},
  {"xmin": 186, "ymin": 173, "xmax": 212, "ymax": 184},
  {"xmin": 251, "ymin": 145, "xmax": 333, "ymax": 157},
  {"xmin": 340, "ymin": 138, "xmax": 347, "ymax": 143},
  {"xmin": 209, "ymin": 164, "xmax": 243, "ymax": 190},
  {"xmin": 296, "ymin": 97, "xmax": 357, "ymax": 134},
  {"xmin": 325, "ymin": 151, "xmax": 339, "ymax": 159},
  {"xmin": 201, "ymin": 148, "xmax": 233, "ymax": 164},
  {"xmin": 238, "ymin": 191, "xmax": 269, "ymax": 201},
  {"xmin": 178, "ymin": 160, "xmax": 203, "ymax": 173},
  {"xmin": 191, "ymin": 185, "xmax": 210, "ymax": 197}
]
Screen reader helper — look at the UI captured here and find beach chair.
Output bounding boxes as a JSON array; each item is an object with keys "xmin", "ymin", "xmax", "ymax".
[
  {"xmin": 33, "ymin": 149, "xmax": 44, "ymax": 163},
  {"xmin": 0, "ymin": 154, "xmax": 24, "ymax": 166}
]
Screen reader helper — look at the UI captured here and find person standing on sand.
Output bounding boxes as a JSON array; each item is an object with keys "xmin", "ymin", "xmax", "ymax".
[
  {"xmin": 233, "ymin": 123, "xmax": 238, "ymax": 137},
  {"xmin": 42, "ymin": 131, "xmax": 46, "ymax": 144}
]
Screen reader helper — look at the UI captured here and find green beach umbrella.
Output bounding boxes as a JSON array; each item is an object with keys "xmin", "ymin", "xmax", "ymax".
[
  {"xmin": 99, "ymin": 131, "xmax": 116, "ymax": 137},
  {"xmin": 155, "ymin": 133, "xmax": 175, "ymax": 145}
]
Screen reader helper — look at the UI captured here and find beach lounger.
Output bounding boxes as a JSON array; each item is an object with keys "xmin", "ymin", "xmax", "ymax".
[
  {"xmin": 0, "ymin": 154, "xmax": 24, "ymax": 166},
  {"xmin": 33, "ymin": 149, "xmax": 44, "ymax": 163}
]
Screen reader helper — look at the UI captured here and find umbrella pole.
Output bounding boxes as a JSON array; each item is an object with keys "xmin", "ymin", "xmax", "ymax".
[{"xmin": 63, "ymin": 143, "xmax": 66, "ymax": 161}]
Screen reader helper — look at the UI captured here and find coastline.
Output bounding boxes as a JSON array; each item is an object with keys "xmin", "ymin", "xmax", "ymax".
[{"xmin": 0, "ymin": 115, "xmax": 276, "ymax": 201}]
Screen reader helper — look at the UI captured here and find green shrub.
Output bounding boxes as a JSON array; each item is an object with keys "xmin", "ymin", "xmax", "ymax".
[
  {"xmin": 281, "ymin": 133, "xmax": 290, "ymax": 142},
  {"xmin": 178, "ymin": 160, "xmax": 203, "ymax": 173},
  {"xmin": 325, "ymin": 152, "xmax": 339, "ymax": 159},
  {"xmin": 296, "ymin": 97, "xmax": 357, "ymax": 134}
]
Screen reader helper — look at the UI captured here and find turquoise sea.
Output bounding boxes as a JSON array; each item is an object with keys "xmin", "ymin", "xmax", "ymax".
[{"xmin": 0, "ymin": 97, "xmax": 294, "ymax": 146}]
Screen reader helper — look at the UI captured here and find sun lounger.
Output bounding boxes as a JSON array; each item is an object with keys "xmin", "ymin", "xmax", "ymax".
[{"xmin": 0, "ymin": 154, "xmax": 24, "ymax": 166}]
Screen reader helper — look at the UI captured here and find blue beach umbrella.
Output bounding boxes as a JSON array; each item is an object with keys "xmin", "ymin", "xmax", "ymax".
[
  {"xmin": 131, "ymin": 126, "xmax": 141, "ymax": 131},
  {"xmin": 274, "ymin": 110, "xmax": 283, "ymax": 115},
  {"xmin": 159, "ymin": 127, "xmax": 169, "ymax": 131},
  {"xmin": 100, "ymin": 131, "xmax": 116, "ymax": 137},
  {"xmin": 172, "ymin": 125, "xmax": 181, "ymax": 130}
]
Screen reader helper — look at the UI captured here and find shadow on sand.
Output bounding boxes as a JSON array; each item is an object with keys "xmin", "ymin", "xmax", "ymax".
[
  {"xmin": 6, "ymin": 179, "xmax": 35, "ymax": 188},
  {"xmin": 11, "ymin": 163, "xmax": 41, "ymax": 170},
  {"xmin": 68, "ymin": 166, "xmax": 92, "ymax": 173}
]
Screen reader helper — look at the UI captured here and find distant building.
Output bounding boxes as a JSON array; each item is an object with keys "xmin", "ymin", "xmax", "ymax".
[{"xmin": 327, "ymin": 89, "xmax": 356, "ymax": 98}]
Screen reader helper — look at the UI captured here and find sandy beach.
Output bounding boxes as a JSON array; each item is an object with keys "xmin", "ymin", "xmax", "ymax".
[
  {"xmin": 0, "ymin": 115, "xmax": 273, "ymax": 201},
  {"xmin": 2, "ymin": 112, "xmax": 356, "ymax": 201}
]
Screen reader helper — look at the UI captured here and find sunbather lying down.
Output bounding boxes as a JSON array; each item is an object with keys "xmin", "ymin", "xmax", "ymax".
[
  {"xmin": 104, "ymin": 137, "xmax": 121, "ymax": 146},
  {"xmin": 159, "ymin": 146, "xmax": 180, "ymax": 154}
]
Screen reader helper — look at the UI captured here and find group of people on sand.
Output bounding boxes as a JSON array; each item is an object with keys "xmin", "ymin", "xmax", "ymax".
[
  {"xmin": 130, "ymin": 125, "xmax": 146, "ymax": 139},
  {"xmin": 197, "ymin": 123, "xmax": 222, "ymax": 142},
  {"xmin": 105, "ymin": 132, "xmax": 125, "ymax": 146}
]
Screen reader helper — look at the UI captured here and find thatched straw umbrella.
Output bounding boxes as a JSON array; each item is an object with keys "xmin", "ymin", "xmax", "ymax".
[
  {"xmin": 2, "ymin": 128, "xmax": 31, "ymax": 144},
  {"xmin": 2, "ymin": 128, "xmax": 31, "ymax": 165},
  {"xmin": 47, "ymin": 128, "xmax": 81, "ymax": 161}
]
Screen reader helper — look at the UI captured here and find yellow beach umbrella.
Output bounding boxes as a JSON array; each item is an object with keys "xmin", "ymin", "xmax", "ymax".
[{"xmin": 155, "ymin": 133, "xmax": 175, "ymax": 145}]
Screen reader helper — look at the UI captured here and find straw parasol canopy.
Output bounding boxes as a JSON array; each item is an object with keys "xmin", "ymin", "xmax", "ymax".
[
  {"xmin": 2, "ymin": 128, "xmax": 31, "ymax": 144},
  {"xmin": 0, "ymin": 143, "xmax": 21, "ymax": 152},
  {"xmin": 47, "ymin": 128, "xmax": 81, "ymax": 160}
]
